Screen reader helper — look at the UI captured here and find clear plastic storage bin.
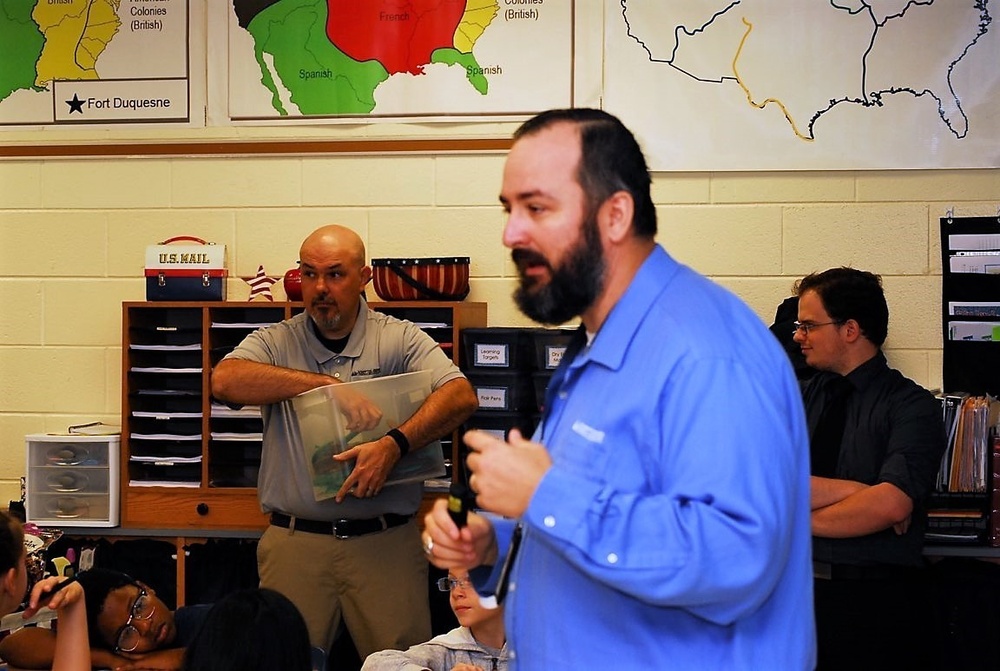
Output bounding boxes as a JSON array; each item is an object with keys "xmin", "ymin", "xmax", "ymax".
[{"xmin": 25, "ymin": 434, "xmax": 120, "ymax": 527}]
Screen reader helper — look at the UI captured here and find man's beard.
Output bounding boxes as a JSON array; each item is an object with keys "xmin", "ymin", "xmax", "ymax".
[
  {"xmin": 307, "ymin": 300, "xmax": 343, "ymax": 333},
  {"xmin": 512, "ymin": 213, "xmax": 604, "ymax": 325}
]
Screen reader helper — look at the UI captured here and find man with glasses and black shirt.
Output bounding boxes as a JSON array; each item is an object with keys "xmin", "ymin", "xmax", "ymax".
[
  {"xmin": 793, "ymin": 267, "xmax": 947, "ymax": 671},
  {"xmin": 0, "ymin": 567, "xmax": 210, "ymax": 670}
]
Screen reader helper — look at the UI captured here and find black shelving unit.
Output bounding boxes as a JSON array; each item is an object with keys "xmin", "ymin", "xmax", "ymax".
[
  {"xmin": 932, "ymin": 216, "xmax": 1000, "ymax": 548},
  {"xmin": 940, "ymin": 215, "xmax": 1000, "ymax": 397}
]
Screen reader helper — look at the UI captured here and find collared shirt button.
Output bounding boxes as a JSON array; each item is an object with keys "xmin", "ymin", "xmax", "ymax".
[
  {"xmin": 607, "ymin": 552, "xmax": 619, "ymax": 564},
  {"xmin": 543, "ymin": 515, "xmax": 556, "ymax": 528},
  {"xmin": 558, "ymin": 391, "xmax": 568, "ymax": 400}
]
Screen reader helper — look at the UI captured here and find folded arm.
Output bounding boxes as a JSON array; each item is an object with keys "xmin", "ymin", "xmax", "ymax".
[
  {"xmin": 0, "ymin": 627, "xmax": 125, "ymax": 670},
  {"xmin": 810, "ymin": 475, "xmax": 867, "ymax": 510},
  {"xmin": 360, "ymin": 642, "xmax": 448, "ymax": 671},
  {"xmin": 395, "ymin": 377, "xmax": 477, "ymax": 452},
  {"xmin": 810, "ymin": 477, "xmax": 913, "ymax": 538},
  {"xmin": 115, "ymin": 647, "xmax": 187, "ymax": 670},
  {"xmin": 211, "ymin": 358, "xmax": 335, "ymax": 406}
]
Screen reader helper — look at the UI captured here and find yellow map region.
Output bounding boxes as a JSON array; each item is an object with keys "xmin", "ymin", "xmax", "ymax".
[
  {"xmin": 454, "ymin": 0, "xmax": 499, "ymax": 53},
  {"xmin": 33, "ymin": 0, "xmax": 122, "ymax": 86}
]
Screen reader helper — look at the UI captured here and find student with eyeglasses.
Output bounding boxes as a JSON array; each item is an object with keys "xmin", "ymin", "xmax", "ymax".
[
  {"xmin": 361, "ymin": 569, "xmax": 507, "ymax": 671},
  {"xmin": 0, "ymin": 566, "xmax": 211, "ymax": 670},
  {"xmin": 792, "ymin": 267, "xmax": 947, "ymax": 671}
]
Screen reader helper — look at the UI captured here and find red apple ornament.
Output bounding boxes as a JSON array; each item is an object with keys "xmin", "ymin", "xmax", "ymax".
[{"xmin": 283, "ymin": 267, "xmax": 302, "ymax": 301}]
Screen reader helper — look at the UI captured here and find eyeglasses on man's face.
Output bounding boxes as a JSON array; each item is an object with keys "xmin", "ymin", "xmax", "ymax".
[
  {"xmin": 792, "ymin": 320, "xmax": 844, "ymax": 336},
  {"xmin": 436, "ymin": 576, "xmax": 474, "ymax": 592},
  {"xmin": 113, "ymin": 587, "xmax": 155, "ymax": 653}
]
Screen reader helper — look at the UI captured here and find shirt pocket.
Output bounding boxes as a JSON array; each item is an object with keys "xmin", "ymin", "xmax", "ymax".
[{"xmin": 550, "ymin": 420, "xmax": 612, "ymax": 482}]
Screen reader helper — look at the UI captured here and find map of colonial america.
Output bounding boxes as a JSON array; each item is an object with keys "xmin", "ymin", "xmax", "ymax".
[
  {"xmin": 226, "ymin": 0, "xmax": 573, "ymax": 119},
  {"xmin": 1, "ymin": 0, "xmax": 997, "ymax": 171},
  {"xmin": 0, "ymin": 0, "xmax": 190, "ymax": 125}
]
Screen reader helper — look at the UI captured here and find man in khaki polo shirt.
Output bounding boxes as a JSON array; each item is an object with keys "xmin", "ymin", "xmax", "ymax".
[{"xmin": 212, "ymin": 225, "xmax": 477, "ymax": 657}]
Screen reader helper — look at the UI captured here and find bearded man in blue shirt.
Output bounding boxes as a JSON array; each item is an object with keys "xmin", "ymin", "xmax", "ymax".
[{"xmin": 422, "ymin": 108, "xmax": 816, "ymax": 670}]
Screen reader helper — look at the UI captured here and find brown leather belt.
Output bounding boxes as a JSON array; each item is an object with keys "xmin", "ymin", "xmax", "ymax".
[{"xmin": 269, "ymin": 512, "xmax": 411, "ymax": 539}]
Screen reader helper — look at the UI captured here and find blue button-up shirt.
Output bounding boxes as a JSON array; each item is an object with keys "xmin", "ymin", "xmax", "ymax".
[{"xmin": 482, "ymin": 246, "xmax": 815, "ymax": 670}]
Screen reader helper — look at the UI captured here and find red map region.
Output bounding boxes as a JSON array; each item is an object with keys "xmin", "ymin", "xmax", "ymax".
[{"xmin": 327, "ymin": 0, "xmax": 467, "ymax": 75}]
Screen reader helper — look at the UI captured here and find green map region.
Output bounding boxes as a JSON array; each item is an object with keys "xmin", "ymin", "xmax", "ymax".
[
  {"xmin": 234, "ymin": 0, "xmax": 499, "ymax": 115},
  {"xmin": 0, "ymin": 0, "xmax": 122, "ymax": 104},
  {"xmin": 0, "ymin": 3, "xmax": 45, "ymax": 103}
]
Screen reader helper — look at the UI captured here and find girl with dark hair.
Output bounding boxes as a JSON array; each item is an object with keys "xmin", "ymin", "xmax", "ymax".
[
  {"xmin": 0, "ymin": 511, "xmax": 27, "ymax": 617},
  {"xmin": 0, "ymin": 510, "xmax": 90, "ymax": 670}
]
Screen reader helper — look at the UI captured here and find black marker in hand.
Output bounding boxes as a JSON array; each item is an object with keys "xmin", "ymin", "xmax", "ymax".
[
  {"xmin": 447, "ymin": 481, "xmax": 471, "ymax": 528},
  {"xmin": 36, "ymin": 574, "xmax": 79, "ymax": 608}
]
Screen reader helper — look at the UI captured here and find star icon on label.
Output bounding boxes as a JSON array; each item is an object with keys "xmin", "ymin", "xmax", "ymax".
[{"xmin": 66, "ymin": 94, "xmax": 85, "ymax": 114}]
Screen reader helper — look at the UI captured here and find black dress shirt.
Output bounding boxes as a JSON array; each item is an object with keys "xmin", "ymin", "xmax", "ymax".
[{"xmin": 803, "ymin": 353, "xmax": 947, "ymax": 566}]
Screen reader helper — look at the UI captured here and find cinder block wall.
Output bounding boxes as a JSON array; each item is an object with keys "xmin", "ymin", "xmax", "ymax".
[{"xmin": 1, "ymin": 152, "xmax": 997, "ymax": 503}]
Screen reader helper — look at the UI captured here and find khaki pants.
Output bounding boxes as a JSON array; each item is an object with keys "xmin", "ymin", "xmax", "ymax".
[{"xmin": 257, "ymin": 518, "xmax": 431, "ymax": 658}]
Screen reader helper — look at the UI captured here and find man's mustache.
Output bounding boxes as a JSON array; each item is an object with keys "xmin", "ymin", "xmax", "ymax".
[{"xmin": 511, "ymin": 248, "xmax": 549, "ymax": 271}]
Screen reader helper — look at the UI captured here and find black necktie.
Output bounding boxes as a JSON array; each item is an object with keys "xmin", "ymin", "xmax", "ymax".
[{"xmin": 811, "ymin": 376, "xmax": 853, "ymax": 478}]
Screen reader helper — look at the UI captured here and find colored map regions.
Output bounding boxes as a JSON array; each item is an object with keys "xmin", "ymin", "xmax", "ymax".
[
  {"xmin": 35, "ymin": 0, "xmax": 121, "ymax": 84},
  {"xmin": 234, "ymin": 0, "xmax": 498, "ymax": 116},
  {"xmin": 0, "ymin": 0, "xmax": 122, "ymax": 104},
  {"xmin": 620, "ymin": 0, "xmax": 992, "ymax": 142},
  {"xmin": 0, "ymin": 1, "xmax": 44, "ymax": 103},
  {"xmin": 329, "ymin": 1, "xmax": 465, "ymax": 75}
]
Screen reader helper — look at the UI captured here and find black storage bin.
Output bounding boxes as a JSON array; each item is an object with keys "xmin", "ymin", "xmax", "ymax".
[
  {"xmin": 466, "ymin": 370, "xmax": 537, "ymax": 413},
  {"xmin": 529, "ymin": 328, "xmax": 575, "ymax": 371},
  {"xmin": 463, "ymin": 410, "xmax": 538, "ymax": 439},
  {"xmin": 461, "ymin": 327, "xmax": 536, "ymax": 370}
]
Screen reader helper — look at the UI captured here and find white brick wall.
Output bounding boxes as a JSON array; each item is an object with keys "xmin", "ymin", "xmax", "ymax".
[{"xmin": 1, "ymin": 148, "xmax": 997, "ymax": 503}]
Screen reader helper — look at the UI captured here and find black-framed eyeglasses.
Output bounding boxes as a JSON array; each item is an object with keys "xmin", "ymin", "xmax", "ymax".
[
  {"xmin": 436, "ymin": 576, "xmax": 474, "ymax": 592},
  {"xmin": 792, "ymin": 320, "xmax": 844, "ymax": 335},
  {"xmin": 113, "ymin": 587, "xmax": 155, "ymax": 653}
]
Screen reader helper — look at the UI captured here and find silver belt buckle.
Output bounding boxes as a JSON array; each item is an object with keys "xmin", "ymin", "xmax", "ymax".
[{"xmin": 333, "ymin": 519, "xmax": 350, "ymax": 539}]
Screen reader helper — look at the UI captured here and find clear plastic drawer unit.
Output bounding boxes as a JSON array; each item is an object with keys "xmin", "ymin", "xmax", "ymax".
[{"xmin": 25, "ymin": 434, "xmax": 120, "ymax": 527}]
